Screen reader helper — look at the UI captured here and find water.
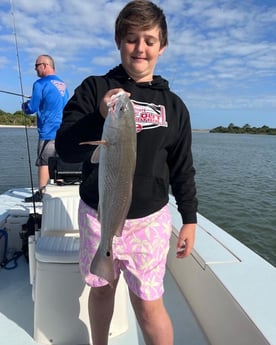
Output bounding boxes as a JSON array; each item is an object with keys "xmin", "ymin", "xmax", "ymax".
[
  {"xmin": 0, "ymin": 127, "xmax": 275, "ymax": 266},
  {"xmin": 0, "ymin": 127, "xmax": 38, "ymax": 192},
  {"xmin": 192, "ymin": 132, "xmax": 275, "ymax": 267}
]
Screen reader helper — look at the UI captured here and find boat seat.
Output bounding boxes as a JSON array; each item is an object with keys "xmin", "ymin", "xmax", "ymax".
[
  {"xmin": 34, "ymin": 235, "xmax": 129, "ymax": 344},
  {"xmin": 40, "ymin": 195, "xmax": 80, "ymax": 237},
  {"xmin": 35, "ymin": 236, "xmax": 80, "ymax": 263},
  {"xmin": 32, "ymin": 193, "xmax": 129, "ymax": 343},
  {"xmin": 44, "ymin": 184, "xmax": 80, "ymax": 198},
  {"xmin": 28, "ymin": 194, "xmax": 81, "ymax": 285}
]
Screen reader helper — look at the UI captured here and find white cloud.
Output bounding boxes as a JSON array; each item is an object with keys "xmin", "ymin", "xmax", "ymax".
[{"xmin": 0, "ymin": 0, "xmax": 275, "ymax": 128}]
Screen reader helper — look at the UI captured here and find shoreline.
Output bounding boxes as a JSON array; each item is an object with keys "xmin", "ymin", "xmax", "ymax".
[
  {"xmin": 192, "ymin": 129, "xmax": 210, "ymax": 133},
  {"xmin": 0, "ymin": 125, "xmax": 211, "ymax": 132},
  {"xmin": 0, "ymin": 125, "xmax": 36, "ymax": 128}
]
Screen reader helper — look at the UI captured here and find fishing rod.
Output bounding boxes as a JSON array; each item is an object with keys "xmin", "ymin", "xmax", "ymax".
[
  {"xmin": 10, "ymin": 0, "xmax": 38, "ymax": 220},
  {"xmin": 0, "ymin": 89, "xmax": 30, "ymax": 98}
]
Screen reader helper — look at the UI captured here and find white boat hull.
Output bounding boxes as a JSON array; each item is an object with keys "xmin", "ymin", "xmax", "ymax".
[{"xmin": 168, "ymin": 194, "xmax": 276, "ymax": 345}]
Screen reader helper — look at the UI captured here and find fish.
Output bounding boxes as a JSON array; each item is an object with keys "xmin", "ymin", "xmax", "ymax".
[{"xmin": 79, "ymin": 92, "xmax": 136, "ymax": 285}]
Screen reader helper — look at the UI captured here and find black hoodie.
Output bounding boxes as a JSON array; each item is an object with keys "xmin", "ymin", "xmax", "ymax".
[{"xmin": 55, "ymin": 65, "xmax": 197, "ymax": 223}]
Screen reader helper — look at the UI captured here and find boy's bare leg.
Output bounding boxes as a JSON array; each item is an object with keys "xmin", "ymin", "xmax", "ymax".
[
  {"xmin": 129, "ymin": 290, "xmax": 173, "ymax": 345},
  {"xmin": 88, "ymin": 281, "xmax": 118, "ymax": 345}
]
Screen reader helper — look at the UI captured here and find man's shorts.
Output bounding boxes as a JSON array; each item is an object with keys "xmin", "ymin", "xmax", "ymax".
[
  {"xmin": 78, "ymin": 200, "xmax": 172, "ymax": 301},
  {"xmin": 36, "ymin": 140, "xmax": 56, "ymax": 166}
]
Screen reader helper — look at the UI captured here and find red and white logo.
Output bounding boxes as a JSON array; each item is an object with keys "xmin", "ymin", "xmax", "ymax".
[
  {"xmin": 51, "ymin": 80, "xmax": 67, "ymax": 96},
  {"xmin": 132, "ymin": 100, "xmax": 168, "ymax": 133}
]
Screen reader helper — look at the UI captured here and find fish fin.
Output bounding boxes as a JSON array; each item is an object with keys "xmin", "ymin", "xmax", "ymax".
[
  {"xmin": 79, "ymin": 140, "xmax": 100, "ymax": 146},
  {"xmin": 90, "ymin": 247, "xmax": 115, "ymax": 286},
  {"xmin": 86, "ymin": 140, "xmax": 108, "ymax": 163},
  {"xmin": 91, "ymin": 146, "xmax": 101, "ymax": 163},
  {"xmin": 79, "ymin": 139, "xmax": 107, "ymax": 146}
]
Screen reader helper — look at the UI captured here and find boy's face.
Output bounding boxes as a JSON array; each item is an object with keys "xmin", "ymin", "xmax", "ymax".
[{"xmin": 116, "ymin": 25, "xmax": 166, "ymax": 83}]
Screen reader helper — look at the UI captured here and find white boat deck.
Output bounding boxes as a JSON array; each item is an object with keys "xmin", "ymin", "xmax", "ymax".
[
  {"xmin": 1, "ymin": 186, "xmax": 276, "ymax": 345},
  {"xmin": 0, "ymin": 187, "xmax": 209, "ymax": 345},
  {"xmin": 0, "ymin": 257, "xmax": 209, "ymax": 345},
  {"xmin": 0, "ymin": 188, "xmax": 43, "ymax": 224}
]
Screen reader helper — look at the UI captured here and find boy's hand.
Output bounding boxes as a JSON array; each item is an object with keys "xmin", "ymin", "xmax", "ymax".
[
  {"xmin": 176, "ymin": 223, "xmax": 196, "ymax": 258},
  {"xmin": 100, "ymin": 88, "xmax": 131, "ymax": 118}
]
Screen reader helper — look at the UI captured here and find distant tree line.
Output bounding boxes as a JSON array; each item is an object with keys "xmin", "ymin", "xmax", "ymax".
[
  {"xmin": 210, "ymin": 123, "xmax": 276, "ymax": 135},
  {"xmin": 0, "ymin": 109, "xmax": 36, "ymax": 126}
]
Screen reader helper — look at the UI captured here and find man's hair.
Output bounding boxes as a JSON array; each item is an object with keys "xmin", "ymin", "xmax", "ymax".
[
  {"xmin": 41, "ymin": 54, "xmax": 55, "ymax": 69},
  {"xmin": 115, "ymin": 0, "xmax": 168, "ymax": 48}
]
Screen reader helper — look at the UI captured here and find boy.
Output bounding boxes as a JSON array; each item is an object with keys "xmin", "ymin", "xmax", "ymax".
[{"xmin": 56, "ymin": 1, "xmax": 198, "ymax": 344}]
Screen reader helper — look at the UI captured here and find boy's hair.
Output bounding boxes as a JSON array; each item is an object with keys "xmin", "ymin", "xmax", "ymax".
[{"xmin": 115, "ymin": 0, "xmax": 168, "ymax": 48}]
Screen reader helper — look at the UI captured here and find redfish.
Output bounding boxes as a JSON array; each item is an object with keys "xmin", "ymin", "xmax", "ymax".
[{"xmin": 80, "ymin": 92, "xmax": 136, "ymax": 285}]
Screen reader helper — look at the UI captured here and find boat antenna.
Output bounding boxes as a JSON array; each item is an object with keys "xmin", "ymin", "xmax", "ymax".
[{"xmin": 10, "ymin": 0, "xmax": 38, "ymax": 220}]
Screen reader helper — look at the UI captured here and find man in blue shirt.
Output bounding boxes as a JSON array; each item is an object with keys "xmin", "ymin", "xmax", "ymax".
[{"xmin": 22, "ymin": 54, "xmax": 69, "ymax": 202}]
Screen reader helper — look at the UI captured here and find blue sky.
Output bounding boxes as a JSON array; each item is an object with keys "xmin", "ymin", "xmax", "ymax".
[{"xmin": 0, "ymin": 0, "xmax": 275, "ymax": 129}]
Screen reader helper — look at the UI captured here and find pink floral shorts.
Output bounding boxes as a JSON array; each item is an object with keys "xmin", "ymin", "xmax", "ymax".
[{"xmin": 78, "ymin": 200, "xmax": 172, "ymax": 301}]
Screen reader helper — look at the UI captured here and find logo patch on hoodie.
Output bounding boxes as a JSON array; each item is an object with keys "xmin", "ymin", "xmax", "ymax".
[{"xmin": 132, "ymin": 100, "xmax": 168, "ymax": 133}]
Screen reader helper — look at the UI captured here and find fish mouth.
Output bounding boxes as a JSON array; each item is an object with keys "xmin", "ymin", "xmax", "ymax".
[{"xmin": 107, "ymin": 91, "xmax": 128, "ymax": 111}]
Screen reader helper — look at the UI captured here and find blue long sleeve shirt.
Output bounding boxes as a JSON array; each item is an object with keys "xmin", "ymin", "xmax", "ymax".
[{"xmin": 23, "ymin": 75, "xmax": 69, "ymax": 140}]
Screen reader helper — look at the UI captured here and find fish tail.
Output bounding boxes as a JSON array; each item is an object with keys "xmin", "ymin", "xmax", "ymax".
[{"xmin": 90, "ymin": 247, "xmax": 115, "ymax": 286}]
